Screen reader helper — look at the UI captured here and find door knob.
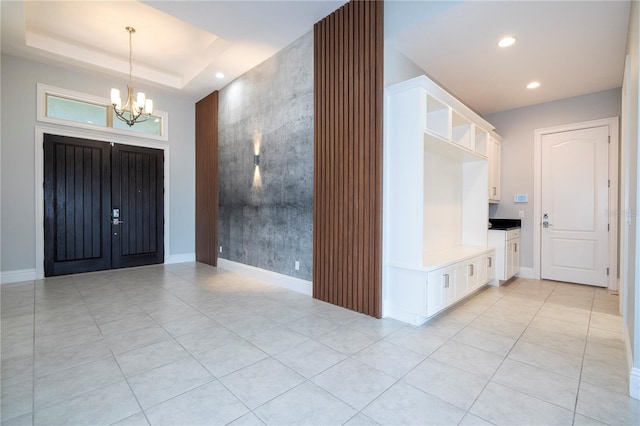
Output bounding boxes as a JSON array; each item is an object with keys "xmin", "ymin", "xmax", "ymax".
[
  {"xmin": 112, "ymin": 219, "xmax": 124, "ymax": 225},
  {"xmin": 543, "ymin": 221, "xmax": 552, "ymax": 228}
]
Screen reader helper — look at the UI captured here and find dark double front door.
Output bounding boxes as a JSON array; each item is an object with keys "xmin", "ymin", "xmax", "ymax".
[{"xmin": 44, "ymin": 134, "xmax": 164, "ymax": 276}]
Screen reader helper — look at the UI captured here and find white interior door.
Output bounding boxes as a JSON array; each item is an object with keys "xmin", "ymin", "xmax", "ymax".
[{"xmin": 541, "ymin": 126, "xmax": 609, "ymax": 286}]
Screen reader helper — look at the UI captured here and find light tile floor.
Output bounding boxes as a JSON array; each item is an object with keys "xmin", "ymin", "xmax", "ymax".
[{"xmin": 1, "ymin": 262, "xmax": 639, "ymax": 425}]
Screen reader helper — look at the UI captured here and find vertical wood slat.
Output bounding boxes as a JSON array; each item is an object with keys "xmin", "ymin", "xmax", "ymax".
[
  {"xmin": 74, "ymin": 147, "xmax": 83, "ymax": 258},
  {"xmin": 149, "ymin": 158, "xmax": 157, "ymax": 252},
  {"xmin": 91, "ymin": 148, "xmax": 101, "ymax": 258},
  {"xmin": 83, "ymin": 148, "xmax": 92, "ymax": 258},
  {"xmin": 121, "ymin": 153, "xmax": 129, "ymax": 256},
  {"xmin": 128, "ymin": 154, "xmax": 136, "ymax": 255},
  {"xmin": 374, "ymin": 1, "xmax": 383, "ymax": 314},
  {"xmin": 143, "ymin": 154, "xmax": 151, "ymax": 253},
  {"xmin": 336, "ymin": 7, "xmax": 344, "ymax": 307},
  {"xmin": 55, "ymin": 145, "xmax": 65, "ymax": 261},
  {"xmin": 313, "ymin": 0, "xmax": 383, "ymax": 318},
  {"xmin": 136, "ymin": 154, "xmax": 144, "ymax": 254},
  {"xmin": 358, "ymin": 0, "xmax": 365, "ymax": 313},
  {"xmin": 195, "ymin": 91, "xmax": 219, "ymax": 266},
  {"xmin": 65, "ymin": 146, "xmax": 75, "ymax": 260}
]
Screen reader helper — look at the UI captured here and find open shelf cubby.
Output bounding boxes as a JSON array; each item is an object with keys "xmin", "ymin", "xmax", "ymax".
[
  {"xmin": 451, "ymin": 110, "xmax": 473, "ymax": 150},
  {"xmin": 426, "ymin": 94, "xmax": 450, "ymax": 139},
  {"xmin": 474, "ymin": 127, "xmax": 489, "ymax": 157}
]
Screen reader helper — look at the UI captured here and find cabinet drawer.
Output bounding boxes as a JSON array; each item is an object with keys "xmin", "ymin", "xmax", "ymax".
[
  {"xmin": 458, "ymin": 261, "xmax": 476, "ymax": 294},
  {"xmin": 486, "ymin": 253, "xmax": 495, "ymax": 282},
  {"xmin": 426, "ymin": 265, "xmax": 456, "ymax": 317},
  {"xmin": 476, "ymin": 256, "xmax": 488, "ymax": 286},
  {"xmin": 506, "ymin": 229, "xmax": 520, "ymax": 239}
]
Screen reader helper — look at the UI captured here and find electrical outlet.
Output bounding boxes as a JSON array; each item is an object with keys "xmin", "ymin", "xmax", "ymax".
[
  {"xmin": 295, "ymin": 261, "xmax": 300, "ymax": 271},
  {"xmin": 519, "ymin": 210, "xmax": 525, "ymax": 218},
  {"xmin": 219, "ymin": 246, "xmax": 223, "ymax": 253}
]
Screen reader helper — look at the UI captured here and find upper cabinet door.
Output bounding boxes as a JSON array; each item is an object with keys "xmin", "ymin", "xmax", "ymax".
[{"xmin": 489, "ymin": 137, "xmax": 501, "ymax": 203}]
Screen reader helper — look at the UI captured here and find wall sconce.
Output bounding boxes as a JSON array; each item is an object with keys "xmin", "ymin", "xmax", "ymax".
[{"xmin": 254, "ymin": 154, "xmax": 260, "ymax": 167}]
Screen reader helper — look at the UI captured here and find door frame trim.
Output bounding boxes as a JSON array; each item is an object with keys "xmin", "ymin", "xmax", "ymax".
[
  {"xmin": 35, "ymin": 124, "xmax": 170, "ymax": 280},
  {"xmin": 533, "ymin": 117, "xmax": 619, "ymax": 289}
]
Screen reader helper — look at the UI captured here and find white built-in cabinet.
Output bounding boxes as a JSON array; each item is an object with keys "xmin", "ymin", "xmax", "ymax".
[
  {"xmin": 383, "ymin": 76, "xmax": 499, "ymax": 326},
  {"xmin": 488, "ymin": 134, "xmax": 501, "ymax": 203},
  {"xmin": 489, "ymin": 229, "xmax": 520, "ymax": 282}
]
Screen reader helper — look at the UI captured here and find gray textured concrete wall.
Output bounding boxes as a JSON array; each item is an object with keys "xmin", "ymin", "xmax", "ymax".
[{"xmin": 218, "ymin": 32, "xmax": 313, "ymax": 280}]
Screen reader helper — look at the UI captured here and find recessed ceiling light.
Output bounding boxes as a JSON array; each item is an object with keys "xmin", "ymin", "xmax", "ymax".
[
  {"xmin": 215, "ymin": 72, "xmax": 225, "ymax": 79},
  {"xmin": 498, "ymin": 36, "xmax": 516, "ymax": 48},
  {"xmin": 527, "ymin": 81, "xmax": 541, "ymax": 89}
]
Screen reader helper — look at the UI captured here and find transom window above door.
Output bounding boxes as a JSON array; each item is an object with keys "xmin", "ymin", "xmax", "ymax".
[{"xmin": 37, "ymin": 83, "xmax": 168, "ymax": 141}]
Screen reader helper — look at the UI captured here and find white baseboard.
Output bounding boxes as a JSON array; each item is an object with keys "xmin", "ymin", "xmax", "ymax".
[
  {"xmin": 383, "ymin": 304, "xmax": 428, "ymax": 326},
  {"xmin": 1, "ymin": 255, "xmax": 196, "ymax": 284},
  {"xmin": 1, "ymin": 269, "xmax": 37, "ymax": 285},
  {"xmin": 165, "ymin": 253, "xmax": 196, "ymax": 264},
  {"xmin": 630, "ymin": 368, "xmax": 640, "ymax": 400},
  {"xmin": 624, "ymin": 322, "xmax": 639, "ymax": 399},
  {"xmin": 517, "ymin": 267, "xmax": 535, "ymax": 279},
  {"xmin": 624, "ymin": 321, "xmax": 634, "ymax": 373},
  {"xmin": 216, "ymin": 258, "xmax": 312, "ymax": 296}
]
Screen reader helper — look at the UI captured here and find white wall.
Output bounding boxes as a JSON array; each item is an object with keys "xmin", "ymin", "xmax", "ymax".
[
  {"xmin": 623, "ymin": 0, "xmax": 640, "ymax": 399},
  {"xmin": 484, "ymin": 89, "xmax": 621, "ymax": 271},
  {"xmin": 384, "ymin": 44, "xmax": 424, "ymax": 88},
  {"xmin": 0, "ymin": 54, "xmax": 196, "ymax": 275}
]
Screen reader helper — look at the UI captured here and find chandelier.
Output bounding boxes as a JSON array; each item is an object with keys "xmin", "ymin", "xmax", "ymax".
[{"xmin": 110, "ymin": 26, "xmax": 153, "ymax": 127}]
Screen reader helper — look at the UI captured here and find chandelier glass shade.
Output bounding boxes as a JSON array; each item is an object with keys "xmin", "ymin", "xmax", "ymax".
[{"xmin": 111, "ymin": 27, "xmax": 153, "ymax": 127}]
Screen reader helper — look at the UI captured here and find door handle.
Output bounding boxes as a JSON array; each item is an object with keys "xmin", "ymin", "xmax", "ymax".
[
  {"xmin": 442, "ymin": 274, "xmax": 449, "ymax": 288},
  {"xmin": 542, "ymin": 221, "xmax": 552, "ymax": 228},
  {"xmin": 112, "ymin": 208, "xmax": 123, "ymax": 225}
]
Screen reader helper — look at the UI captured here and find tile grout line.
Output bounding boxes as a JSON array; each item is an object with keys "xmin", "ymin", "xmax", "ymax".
[
  {"xmin": 133, "ymin": 268, "xmax": 329, "ymax": 423},
  {"xmin": 454, "ymin": 279, "xmax": 560, "ymax": 424},
  {"xmin": 349, "ymin": 284, "xmax": 514, "ymax": 425},
  {"xmin": 447, "ymin": 282, "xmax": 521, "ymax": 424},
  {"xmin": 157, "ymin": 271, "xmax": 394, "ymax": 424},
  {"xmin": 118, "ymin": 268, "xmax": 278, "ymax": 425},
  {"xmin": 11, "ymin": 268, "xmax": 631, "ymax": 426},
  {"xmin": 571, "ymin": 287, "xmax": 596, "ymax": 426},
  {"xmin": 105, "ymin": 270, "xmax": 241, "ymax": 425},
  {"xmin": 89, "ymin": 272, "xmax": 154, "ymax": 426},
  {"xmin": 476, "ymin": 282, "xmax": 601, "ymax": 423},
  {"xmin": 102, "ymin": 269, "xmax": 221, "ymax": 425}
]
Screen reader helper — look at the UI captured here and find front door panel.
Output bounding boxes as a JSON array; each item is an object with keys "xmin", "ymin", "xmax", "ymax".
[
  {"xmin": 111, "ymin": 144, "xmax": 164, "ymax": 269},
  {"xmin": 44, "ymin": 135, "xmax": 111, "ymax": 276}
]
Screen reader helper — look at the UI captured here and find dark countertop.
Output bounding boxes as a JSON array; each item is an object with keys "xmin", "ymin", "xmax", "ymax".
[{"xmin": 489, "ymin": 218, "xmax": 522, "ymax": 230}]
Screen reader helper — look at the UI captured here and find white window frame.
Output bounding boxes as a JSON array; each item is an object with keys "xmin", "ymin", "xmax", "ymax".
[{"xmin": 37, "ymin": 83, "xmax": 169, "ymax": 142}]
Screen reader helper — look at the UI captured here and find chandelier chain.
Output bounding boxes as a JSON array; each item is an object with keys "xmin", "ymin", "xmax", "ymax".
[{"xmin": 126, "ymin": 26, "xmax": 135, "ymax": 87}]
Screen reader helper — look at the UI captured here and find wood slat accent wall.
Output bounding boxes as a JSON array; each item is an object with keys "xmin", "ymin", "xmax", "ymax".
[
  {"xmin": 195, "ymin": 91, "xmax": 219, "ymax": 266},
  {"xmin": 313, "ymin": 0, "xmax": 383, "ymax": 317}
]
